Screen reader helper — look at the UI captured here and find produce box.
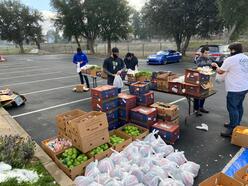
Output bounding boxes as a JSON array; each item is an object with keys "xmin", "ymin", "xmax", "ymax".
[
  {"xmin": 184, "ymin": 83, "xmax": 209, "ymax": 97},
  {"xmin": 199, "ymin": 172, "xmax": 243, "ymax": 186},
  {"xmin": 74, "ymin": 84, "xmax": 85, "ymax": 93},
  {"xmin": 105, "ymin": 108, "xmax": 119, "ymax": 121},
  {"xmin": 231, "ymin": 126, "xmax": 248, "ymax": 148},
  {"xmin": 129, "ymin": 82, "xmax": 150, "ymax": 95},
  {"xmin": 117, "ymin": 124, "xmax": 149, "ymax": 141},
  {"xmin": 67, "ymin": 111, "xmax": 108, "ymax": 136},
  {"xmin": 91, "ymin": 85, "xmax": 118, "ymax": 100},
  {"xmin": 127, "ymin": 74, "xmax": 136, "ymax": 83},
  {"xmin": 150, "ymin": 102, "xmax": 179, "ymax": 121},
  {"xmin": 54, "ymin": 147, "xmax": 93, "ymax": 180},
  {"xmin": 137, "ymin": 91, "xmax": 154, "ymax": 106},
  {"xmin": 92, "ymin": 97, "xmax": 119, "ymax": 112},
  {"xmin": 118, "ymin": 119, "xmax": 127, "ymax": 126},
  {"xmin": 130, "ymin": 119, "xmax": 156, "ymax": 130},
  {"xmin": 168, "ymin": 81, "xmax": 185, "ymax": 95},
  {"xmin": 101, "ymin": 70, "xmax": 108, "ymax": 79},
  {"xmin": 185, "ymin": 68, "xmax": 210, "ymax": 85},
  {"xmin": 151, "ymin": 71, "xmax": 169, "ymax": 80},
  {"xmin": 86, "ymin": 68, "xmax": 101, "ymax": 77},
  {"xmin": 234, "ymin": 165, "xmax": 248, "ymax": 185},
  {"xmin": 135, "ymin": 71, "xmax": 152, "ymax": 82},
  {"xmin": 57, "ymin": 128, "xmax": 72, "ymax": 139},
  {"xmin": 118, "ymin": 108, "xmax": 131, "ymax": 121},
  {"xmin": 88, "ymin": 143, "xmax": 113, "ymax": 161},
  {"xmin": 70, "ymin": 128, "xmax": 109, "ymax": 153},
  {"xmin": 118, "ymin": 93, "xmax": 137, "ymax": 109},
  {"xmin": 152, "ymin": 121, "xmax": 180, "ymax": 144},
  {"xmin": 130, "ymin": 106, "xmax": 157, "ymax": 125},
  {"xmin": 108, "ymin": 119, "xmax": 120, "ymax": 131},
  {"xmin": 157, "ymin": 117, "xmax": 179, "ymax": 125},
  {"xmin": 41, "ymin": 136, "xmax": 72, "ymax": 161},
  {"xmin": 150, "ymin": 80, "xmax": 157, "ymax": 90},
  {"xmin": 56, "ymin": 109, "xmax": 86, "ymax": 131},
  {"xmin": 109, "ymin": 130, "xmax": 132, "ymax": 152},
  {"xmin": 157, "ymin": 72, "xmax": 178, "ymax": 91}
]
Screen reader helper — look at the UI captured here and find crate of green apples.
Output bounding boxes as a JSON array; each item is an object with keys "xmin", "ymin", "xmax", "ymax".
[
  {"xmin": 118, "ymin": 124, "xmax": 149, "ymax": 141},
  {"xmin": 88, "ymin": 143, "xmax": 112, "ymax": 161},
  {"xmin": 109, "ymin": 130, "xmax": 132, "ymax": 152},
  {"xmin": 55, "ymin": 147, "xmax": 93, "ymax": 179}
]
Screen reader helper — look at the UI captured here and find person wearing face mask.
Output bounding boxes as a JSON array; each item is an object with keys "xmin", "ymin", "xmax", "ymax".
[
  {"xmin": 103, "ymin": 47, "xmax": 125, "ymax": 93},
  {"xmin": 212, "ymin": 43, "xmax": 248, "ymax": 137},
  {"xmin": 124, "ymin": 52, "xmax": 138, "ymax": 71},
  {"xmin": 194, "ymin": 47, "xmax": 212, "ymax": 116}
]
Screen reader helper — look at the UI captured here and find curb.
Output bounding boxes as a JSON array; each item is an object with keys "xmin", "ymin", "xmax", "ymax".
[{"xmin": 0, "ymin": 107, "xmax": 74, "ymax": 186}]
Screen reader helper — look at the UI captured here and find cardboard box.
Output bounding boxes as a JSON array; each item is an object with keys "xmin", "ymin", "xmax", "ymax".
[
  {"xmin": 68, "ymin": 111, "xmax": 108, "ymax": 136},
  {"xmin": 75, "ymin": 84, "xmax": 85, "ymax": 93},
  {"xmin": 152, "ymin": 121, "xmax": 180, "ymax": 144},
  {"xmin": 185, "ymin": 68, "xmax": 210, "ymax": 85},
  {"xmin": 118, "ymin": 92, "xmax": 137, "ymax": 109},
  {"xmin": 129, "ymin": 82, "xmax": 150, "ymax": 95},
  {"xmin": 151, "ymin": 102, "xmax": 179, "ymax": 121},
  {"xmin": 130, "ymin": 106, "xmax": 157, "ymax": 126},
  {"xmin": 137, "ymin": 91, "xmax": 154, "ymax": 106},
  {"xmin": 184, "ymin": 83, "xmax": 209, "ymax": 97},
  {"xmin": 109, "ymin": 130, "xmax": 132, "ymax": 152},
  {"xmin": 117, "ymin": 124, "xmax": 149, "ymax": 141},
  {"xmin": 56, "ymin": 109, "xmax": 86, "ymax": 131},
  {"xmin": 157, "ymin": 117, "xmax": 179, "ymax": 125},
  {"xmin": 91, "ymin": 85, "xmax": 118, "ymax": 100},
  {"xmin": 70, "ymin": 128, "xmax": 109, "ymax": 153},
  {"xmin": 41, "ymin": 136, "xmax": 72, "ymax": 161},
  {"xmin": 87, "ymin": 144, "xmax": 113, "ymax": 161},
  {"xmin": 234, "ymin": 165, "xmax": 248, "ymax": 185},
  {"xmin": 92, "ymin": 97, "xmax": 119, "ymax": 112},
  {"xmin": 199, "ymin": 172, "xmax": 243, "ymax": 186},
  {"xmin": 54, "ymin": 149, "xmax": 93, "ymax": 180},
  {"xmin": 108, "ymin": 119, "xmax": 120, "ymax": 131},
  {"xmin": 231, "ymin": 126, "xmax": 248, "ymax": 148}
]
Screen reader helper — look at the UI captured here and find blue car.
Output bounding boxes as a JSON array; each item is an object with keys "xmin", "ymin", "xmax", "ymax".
[{"xmin": 147, "ymin": 50, "xmax": 182, "ymax": 65}]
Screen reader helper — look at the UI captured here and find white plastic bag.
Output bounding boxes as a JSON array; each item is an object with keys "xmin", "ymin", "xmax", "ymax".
[
  {"xmin": 94, "ymin": 173, "xmax": 110, "ymax": 185},
  {"xmin": 130, "ymin": 165, "xmax": 145, "ymax": 183},
  {"xmin": 113, "ymin": 75, "xmax": 123, "ymax": 88},
  {"xmin": 216, "ymin": 73, "xmax": 225, "ymax": 83},
  {"xmin": 88, "ymin": 182, "xmax": 103, "ymax": 186},
  {"xmin": 98, "ymin": 158, "xmax": 114, "ymax": 173},
  {"xmin": 110, "ymin": 165, "xmax": 125, "ymax": 179},
  {"xmin": 85, "ymin": 161, "xmax": 100, "ymax": 177},
  {"xmin": 169, "ymin": 169, "xmax": 194, "ymax": 186},
  {"xmin": 153, "ymin": 144, "xmax": 174, "ymax": 157},
  {"xmin": 109, "ymin": 151, "xmax": 128, "ymax": 166},
  {"xmin": 166, "ymin": 152, "xmax": 187, "ymax": 166},
  {"xmin": 159, "ymin": 178, "xmax": 184, "ymax": 186},
  {"xmin": 0, "ymin": 162, "xmax": 12, "ymax": 172},
  {"xmin": 75, "ymin": 176, "xmax": 94, "ymax": 186},
  {"xmin": 180, "ymin": 161, "xmax": 200, "ymax": 178},
  {"xmin": 77, "ymin": 62, "xmax": 81, "ymax": 73},
  {"xmin": 122, "ymin": 173, "xmax": 139, "ymax": 186}
]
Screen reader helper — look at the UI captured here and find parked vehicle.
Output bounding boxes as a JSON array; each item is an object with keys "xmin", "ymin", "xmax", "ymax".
[
  {"xmin": 147, "ymin": 50, "xmax": 182, "ymax": 65},
  {"xmin": 193, "ymin": 45, "xmax": 229, "ymax": 66}
]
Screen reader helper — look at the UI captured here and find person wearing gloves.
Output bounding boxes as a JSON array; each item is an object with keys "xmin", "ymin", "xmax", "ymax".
[
  {"xmin": 194, "ymin": 46, "xmax": 211, "ymax": 116},
  {"xmin": 73, "ymin": 48, "xmax": 90, "ymax": 91},
  {"xmin": 212, "ymin": 42, "xmax": 248, "ymax": 137},
  {"xmin": 103, "ymin": 47, "xmax": 125, "ymax": 93},
  {"xmin": 124, "ymin": 52, "xmax": 138, "ymax": 71}
]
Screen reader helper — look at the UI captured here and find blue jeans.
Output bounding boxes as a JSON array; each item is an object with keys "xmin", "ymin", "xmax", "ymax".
[
  {"xmin": 227, "ymin": 90, "xmax": 248, "ymax": 129},
  {"xmin": 118, "ymin": 88, "xmax": 121, "ymax": 93},
  {"xmin": 194, "ymin": 99, "xmax": 205, "ymax": 110}
]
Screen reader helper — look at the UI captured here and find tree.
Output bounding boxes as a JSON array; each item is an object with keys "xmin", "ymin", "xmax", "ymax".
[
  {"xmin": 218, "ymin": 0, "xmax": 248, "ymax": 43},
  {"xmin": 98, "ymin": 0, "xmax": 131, "ymax": 55},
  {"xmin": 143, "ymin": 0, "xmax": 222, "ymax": 55},
  {"xmin": 0, "ymin": 0, "xmax": 43, "ymax": 53}
]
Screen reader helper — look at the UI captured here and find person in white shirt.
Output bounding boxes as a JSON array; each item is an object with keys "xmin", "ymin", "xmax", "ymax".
[{"xmin": 212, "ymin": 43, "xmax": 248, "ymax": 137}]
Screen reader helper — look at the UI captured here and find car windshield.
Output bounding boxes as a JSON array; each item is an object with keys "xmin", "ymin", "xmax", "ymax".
[
  {"xmin": 157, "ymin": 51, "xmax": 169, "ymax": 55},
  {"xmin": 208, "ymin": 46, "xmax": 219, "ymax": 53},
  {"xmin": 219, "ymin": 45, "xmax": 229, "ymax": 53}
]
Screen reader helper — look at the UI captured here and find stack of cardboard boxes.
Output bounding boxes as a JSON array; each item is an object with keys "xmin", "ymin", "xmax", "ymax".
[
  {"xmin": 156, "ymin": 72, "xmax": 178, "ymax": 91},
  {"xmin": 118, "ymin": 92, "xmax": 137, "ymax": 125},
  {"xmin": 91, "ymin": 85, "xmax": 119, "ymax": 130},
  {"xmin": 151, "ymin": 102, "xmax": 180, "ymax": 144}
]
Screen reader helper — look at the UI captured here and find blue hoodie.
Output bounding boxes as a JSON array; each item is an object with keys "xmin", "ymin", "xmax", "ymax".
[{"xmin": 72, "ymin": 52, "xmax": 88, "ymax": 68}]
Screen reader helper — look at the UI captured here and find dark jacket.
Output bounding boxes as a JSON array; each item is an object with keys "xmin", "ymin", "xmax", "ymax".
[
  {"xmin": 72, "ymin": 52, "xmax": 88, "ymax": 68},
  {"xmin": 124, "ymin": 56, "xmax": 138, "ymax": 71},
  {"xmin": 103, "ymin": 57, "xmax": 125, "ymax": 85},
  {"xmin": 196, "ymin": 56, "xmax": 212, "ymax": 67}
]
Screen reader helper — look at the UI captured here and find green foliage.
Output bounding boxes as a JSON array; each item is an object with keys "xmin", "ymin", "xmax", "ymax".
[
  {"xmin": 0, "ymin": 0, "xmax": 43, "ymax": 53},
  {"xmin": 143, "ymin": 0, "xmax": 222, "ymax": 55},
  {"xmin": 0, "ymin": 135, "xmax": 35, "ymax": 168},
  {"xmin": 135, "ymin": 70, "xmax": 152, "ymax": 78},
  {"xmin": 218, "ymin": 0, "xmax": 248, "ymax": 42}
]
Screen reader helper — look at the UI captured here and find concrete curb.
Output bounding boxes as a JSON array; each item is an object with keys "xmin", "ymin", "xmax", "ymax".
[{"xmin": 0, "ymin": 107, "xmax": 74, "ymax": 186}]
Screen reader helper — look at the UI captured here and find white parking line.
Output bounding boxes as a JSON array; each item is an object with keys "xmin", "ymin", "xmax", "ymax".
[
  {"xmin": 0, "ymin": 67, "xmax": 57, "ymax": 75},
  {"xmin": 169, "ymin": 97, "xmax": 186, "ymax": 104},
  {"xmin": 0, "ymin": 75, "xmax": 76, "ymax": 87},
  {"xmin": 21, "ymin": 80, "xmax": 104, "ymax": 95},
  {"xmin": 11, "ymin": 89, "xmax": 185, "ymax": 119},
  {"xmin": 0, "ymin": 71, "xmax": 62, "ymax": 80},
  {"xmin": 0, "ymin": 65, "xmax": 44, "ymax": 71}
]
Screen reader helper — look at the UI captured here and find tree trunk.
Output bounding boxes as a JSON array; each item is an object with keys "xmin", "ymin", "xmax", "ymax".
[
  {"xmin": 19, "ymin": 43, "xmax": 24, "ymax": 54},
  {"xmin": 181, "ymin": 35, "xmax": 191, "ymax": 56},
  {"xmin": 75, "ymin": 36, "xmax": 81, "ymax": 47},
  {"xmin": 225, "ymin": 23, "xmax": 237, "ymax": 44},
  {"xmin": 174, "ymin": 35, "xmax": 181, "ymax": 52},
  {"xmin": 88, "ymin": 39, "xmax": 95, "ymax": 54},
  {"xmin": 107, "ymin": 39, "xmax": 112, "ymax": 56},
  {"xmin": 35, "ymin": 39, "xmax": 41, "ymax": 50}
]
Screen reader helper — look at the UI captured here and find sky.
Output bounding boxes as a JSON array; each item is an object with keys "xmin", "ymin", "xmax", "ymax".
[
  {"xmin": 21, "ymin": 0, "xmax": 147, "ymax": 11},
  {"xmin": 20, "ymin": 0, "xmax": 147, "ymax": 34}
]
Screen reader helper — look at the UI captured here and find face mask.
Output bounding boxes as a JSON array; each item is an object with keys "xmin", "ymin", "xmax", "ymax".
[
  {"xmin": 230, "ymin": 51, "xmax": 240, "ymax": 56},
  {"xmin": 113, "ymin": 54, "xmax": 118, "ymax": 59}
]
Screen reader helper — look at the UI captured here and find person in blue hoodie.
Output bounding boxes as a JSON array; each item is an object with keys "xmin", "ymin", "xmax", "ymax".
[{"xmin": 73, "ymin": 48, "xmax": 90, "ymax": 91}]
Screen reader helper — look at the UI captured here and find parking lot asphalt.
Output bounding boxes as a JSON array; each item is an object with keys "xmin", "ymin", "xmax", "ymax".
[{"xmin": 1, "ymin": 54, "xmax": 247, "ymax": 185}]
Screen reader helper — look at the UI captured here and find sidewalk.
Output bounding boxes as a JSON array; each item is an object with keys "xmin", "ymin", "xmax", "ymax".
[{"xmin": 0, "ymin": 107, "xmax": 74, "ymax": 186}]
